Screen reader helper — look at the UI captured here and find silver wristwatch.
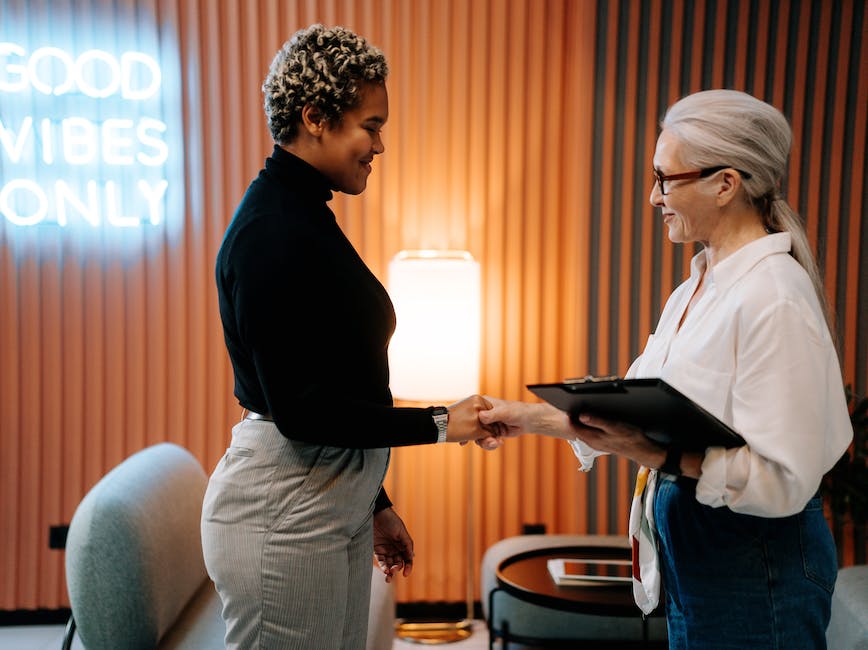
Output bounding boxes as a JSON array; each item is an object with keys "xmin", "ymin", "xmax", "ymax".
[{"xmin": 432, "ymin": 406, "xmax": 449, "ymax": 443}]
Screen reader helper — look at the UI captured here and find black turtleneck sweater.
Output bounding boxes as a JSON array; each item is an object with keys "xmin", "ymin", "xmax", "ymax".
[{"xmin": 216, "ymin": 146, "xmax": 439, "ymax": 458}]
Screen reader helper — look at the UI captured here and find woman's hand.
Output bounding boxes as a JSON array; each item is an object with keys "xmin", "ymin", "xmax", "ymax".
[
  {"xmin": 572, "ymin": 413, "xmax": 666, "ymax": 468},
  {"xmin": 477, "ymin": 398, "xmax": 572, "ymax": 441},
  {"xmin": 446, "ymin": 395, "xmax": 505, "ymax": 444},
  {"xmin": 373, "ymin": 507, "xmax": 414, "ymax": 583}
]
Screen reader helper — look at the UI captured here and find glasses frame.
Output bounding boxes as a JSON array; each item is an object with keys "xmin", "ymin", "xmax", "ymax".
[{"xmin": 652, "ymin": 165, "xmax": 751, "ymax": 196}]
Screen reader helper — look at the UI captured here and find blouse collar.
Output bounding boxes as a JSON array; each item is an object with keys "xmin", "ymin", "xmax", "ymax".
[{"xmin": 692, "ymin": 232, "xmax": 793, "ymax": 292}]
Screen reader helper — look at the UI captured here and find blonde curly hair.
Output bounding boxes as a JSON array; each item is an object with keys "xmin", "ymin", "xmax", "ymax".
[{"xmin": 263, "ymin": 24, "xmax": 388, "ymax": 144}]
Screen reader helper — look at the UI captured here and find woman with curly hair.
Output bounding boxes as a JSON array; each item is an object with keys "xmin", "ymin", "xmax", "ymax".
[{"xmin": 202, "ymin": 24, "xmax": 495, "ymax": 649}]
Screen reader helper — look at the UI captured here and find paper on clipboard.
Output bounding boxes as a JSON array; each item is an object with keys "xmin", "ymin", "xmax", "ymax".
[{"xmin": 527, "ymin": 377, "xmax": 745, "ymax": 451}]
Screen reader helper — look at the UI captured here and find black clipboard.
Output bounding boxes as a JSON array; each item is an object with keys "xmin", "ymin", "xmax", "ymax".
[{"xmin": 527, "ymin": 377, "xmax": 745, "ymax": 450}]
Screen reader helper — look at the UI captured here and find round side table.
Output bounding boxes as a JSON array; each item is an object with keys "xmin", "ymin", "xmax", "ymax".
[{"xmin": 489, "ymin": 545, "xmax": 663, "ymax": 649}]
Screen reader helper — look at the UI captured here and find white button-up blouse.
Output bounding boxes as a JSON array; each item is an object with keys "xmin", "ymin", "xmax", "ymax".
[{"xmin": 573, "ymin": 232, "xmax": 853, "ymax": 518}]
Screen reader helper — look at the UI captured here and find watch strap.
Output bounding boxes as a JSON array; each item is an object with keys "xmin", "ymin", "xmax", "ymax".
[{"xmin": 431, "ymin": 406, "xmax": 449, "ymax": 443}]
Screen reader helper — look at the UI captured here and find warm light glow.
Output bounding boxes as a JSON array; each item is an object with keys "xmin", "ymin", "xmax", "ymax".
[{"xmin": 388, "ymin": 250, "xmax": 481, "ymax": 402}]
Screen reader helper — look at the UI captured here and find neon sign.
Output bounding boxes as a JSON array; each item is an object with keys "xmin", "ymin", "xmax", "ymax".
[{"xmin": 0, "ymin": 42, "xmax": 175, "ymax": 229}]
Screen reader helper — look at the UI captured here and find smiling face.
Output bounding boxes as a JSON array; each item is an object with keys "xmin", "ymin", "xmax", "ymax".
[
  {"xmin": 316, "ymin": 81, "xmax": 389, "ymax": 195},
  {"xmin": 649, "ymin": 129, "xmax": 719, "ymax": 245}
]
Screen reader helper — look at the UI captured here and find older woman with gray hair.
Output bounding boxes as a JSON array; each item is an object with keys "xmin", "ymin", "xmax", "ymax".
[
  {"xmin": 480, "ymin": 90, "xmax": 852, "ymax": 647},
  {"xmin": 202, "ymin": 24, "xmax": 497, "ymax": 649}
]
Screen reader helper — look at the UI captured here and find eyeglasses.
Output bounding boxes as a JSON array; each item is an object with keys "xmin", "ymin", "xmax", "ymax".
[{"xmin": 652, "ymin": 165, "xmax": 752, "ymax": 195}]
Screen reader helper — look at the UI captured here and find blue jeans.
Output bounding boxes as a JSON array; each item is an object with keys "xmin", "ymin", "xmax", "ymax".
[{"xmin": 654, "ymin": 477, "xmax": 836, "ymax": 649}]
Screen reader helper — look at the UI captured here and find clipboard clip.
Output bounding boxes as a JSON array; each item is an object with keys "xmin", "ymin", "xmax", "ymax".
[{"xmin": 563, "ymin": 375, "xmax": 620, "ymax": 384}]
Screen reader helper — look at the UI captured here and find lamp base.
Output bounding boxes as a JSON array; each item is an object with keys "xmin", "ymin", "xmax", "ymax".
[{"xmin": 394, "ymin": 619, "xmax": 474, "ymax": 644}]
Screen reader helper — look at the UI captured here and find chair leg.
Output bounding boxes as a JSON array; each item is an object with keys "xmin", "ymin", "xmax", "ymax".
[{"xmin": 61, "ymin": 614, "xmax": 76, "ymax": 650}]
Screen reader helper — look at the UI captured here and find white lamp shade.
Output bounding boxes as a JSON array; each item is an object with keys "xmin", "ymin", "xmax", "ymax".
[{"xmin": 388, "ymin": 250, "xmax": 481, "ymax": 402}]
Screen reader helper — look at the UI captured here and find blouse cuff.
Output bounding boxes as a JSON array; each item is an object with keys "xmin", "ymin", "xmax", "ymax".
[
  {"xmin": 568, "ymin": 439, "xmax": 608, "ymax": 472},
  {"xmin": 695, "ymin": 446, "xmax": 728, "ymax": 508}
]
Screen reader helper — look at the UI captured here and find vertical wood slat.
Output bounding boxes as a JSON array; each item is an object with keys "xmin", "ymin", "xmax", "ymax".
[
  {"xmin": 21, "ymin": 253, "xmax": 41, "ymax": 606},
  {"xmin": 539, "ymin": 0, "xmax": 567, "ymax": 532},
  {"xmin": 0, "ymin": 248, "xmax": 19, "ymax": 606},
  {"xmin": 847, "ymin": 0, "xmax": 867, "ymax": 393},
  {"xmin": 0, "ymin": 0, "xmax": 864, "ymax": 610},
  {"xmin": 40, "ymin": 257, "xmax": 61, "ymax": 604},
  {"xmin": 502, "ymin": 0, "xmax": 527, "ymax": 551}
]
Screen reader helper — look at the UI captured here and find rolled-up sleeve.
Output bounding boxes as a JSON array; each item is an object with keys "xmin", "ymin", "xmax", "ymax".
[{"xmin": 695, "ymin": 297, "xmax": 851, "ymax": 516}]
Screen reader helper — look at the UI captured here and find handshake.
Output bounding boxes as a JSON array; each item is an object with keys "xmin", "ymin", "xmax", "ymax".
[
  {"xmin": 447, "ymin": 394, "xmax": 678, "ymax": 474},
  {"xmin": 440, "ymin": 394, "xmax": 565, "ymax": 450}
]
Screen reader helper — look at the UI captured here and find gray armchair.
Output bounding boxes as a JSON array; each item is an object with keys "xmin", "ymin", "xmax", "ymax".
[{"xmin": 63, "ymin": 442, "xmax": 224, "ymax": 649}]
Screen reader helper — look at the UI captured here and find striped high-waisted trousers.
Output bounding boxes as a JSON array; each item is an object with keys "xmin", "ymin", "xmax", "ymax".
[{"xmin": 201, "ymin": 418, "xmax": 390, "ymax": 649}]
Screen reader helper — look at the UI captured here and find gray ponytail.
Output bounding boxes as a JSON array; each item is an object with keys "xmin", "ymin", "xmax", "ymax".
[{"xmin": 767, "ymin": 197, "xmax": 834, "ymax": 342}]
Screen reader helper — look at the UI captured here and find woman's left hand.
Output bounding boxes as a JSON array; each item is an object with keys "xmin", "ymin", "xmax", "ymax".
[
  {"xmin": 572, "ymin": 412, "xmax": 665, "ymax": 468},
  {"xmin": 373, "ymin": 507, "xmax": 414, "ymax": 582}
]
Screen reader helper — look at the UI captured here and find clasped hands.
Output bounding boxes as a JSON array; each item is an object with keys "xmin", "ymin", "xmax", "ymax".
[
  {"xmin": 444, "ymin": 394, "xmax": 559, "ymax": 449},
  {"xmin": 449, "ymin": 395, "xmax": 658, "ymax": 462}
]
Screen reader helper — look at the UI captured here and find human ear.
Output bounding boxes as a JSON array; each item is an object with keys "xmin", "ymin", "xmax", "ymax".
[
  {"xmin": 716, "ymin": 169, "xmax": 741, "ymax": 206},
  {"xmin": 300, "ymin": 104, "xmax": 326, "ymax": 136}
]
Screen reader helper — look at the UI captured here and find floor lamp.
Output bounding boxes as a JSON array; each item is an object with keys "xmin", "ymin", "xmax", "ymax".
[{"xmin": 388, "ymin": 250, "xmax": 481, "ymax": 644}]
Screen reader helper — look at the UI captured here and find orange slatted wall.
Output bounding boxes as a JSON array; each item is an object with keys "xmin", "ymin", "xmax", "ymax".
[{"xmin": 0, "ymin": 0, "xmax": 865, "ymax": 610}]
